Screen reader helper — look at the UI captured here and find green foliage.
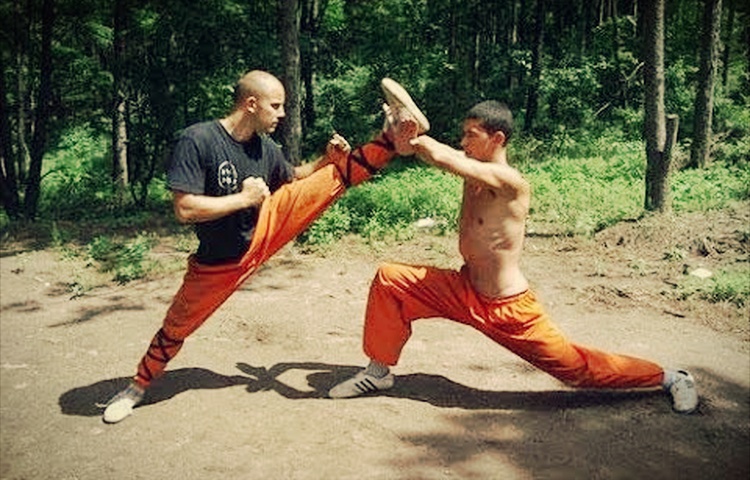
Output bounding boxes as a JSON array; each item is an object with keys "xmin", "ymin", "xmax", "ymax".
[
  {"xmin": 675, "ymin": 266, "xmax": 750, "ymax": 308},
  {"xmin": 539, "ymin": 65, "xmax": 602, "ymax": 131},
  {"xmin": 672, "ymin": 162, "xmax": 750, "ymax": 211},
  {"xmin": 704, "ymin": 267, "xmax": 750, "ymax": 308},
  {"xmin": 523, "ymin": 136, "xmax": 645, "ymax": 235},
  {"xmin": 39, "ymin": 125, "xmax": 112, "ymax": 218},
  {"xmin": 306, "ymin": 64, "xmax": 381, "ymax": 154},
  {"xmin": 299, "ymin": 161, "xmax": 461, "ymax": 245},
  {"xmin": 87, "ymin": 233, "xmax": 155, "ymax": 284},
  {"xmin": 712, "ymin": 93, "xmax": 750, "ymax": 165},
  {"xmin": 664, "ymin": 59, "xmax": 697, "ymax": 132}
]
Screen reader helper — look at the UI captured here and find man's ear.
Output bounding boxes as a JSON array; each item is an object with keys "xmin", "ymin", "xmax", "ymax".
[
  {"xmin": 244, "ymin": 95, "xmax": 258, "ymax": 113},
  {"xmin": 493, "ymin": 130, "xmax": 507, "ymax": 147}
]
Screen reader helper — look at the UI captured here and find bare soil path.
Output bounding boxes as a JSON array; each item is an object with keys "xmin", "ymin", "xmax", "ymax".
[{"xmin": 1, "ymin": 209, "xmax": 748, "ymax": 479}]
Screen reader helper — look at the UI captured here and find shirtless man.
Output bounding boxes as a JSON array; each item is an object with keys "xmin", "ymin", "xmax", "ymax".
[{"xmin": 328, "ymin": 100, "xmax": 699, "ymax": 414}]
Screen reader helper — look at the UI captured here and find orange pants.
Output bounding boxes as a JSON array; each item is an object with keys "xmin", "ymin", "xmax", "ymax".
[
  {"xmin": 134, "ymin": 136, "xmax": 395, "ymax": 388},
  {"xmin": 363, "ymin": 263, "xmax": 664, "ymax": 389}
]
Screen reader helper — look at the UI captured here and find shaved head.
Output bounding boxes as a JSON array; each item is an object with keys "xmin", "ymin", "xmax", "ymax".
[{"xmin": 233, "ymin": 70, "xmax": 285, "ymax": 108}]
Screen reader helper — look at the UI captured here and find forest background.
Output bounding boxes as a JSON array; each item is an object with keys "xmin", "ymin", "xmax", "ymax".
[{"xmin": 0, "ymin": 0, "xmax": 748, "ymax": 306}]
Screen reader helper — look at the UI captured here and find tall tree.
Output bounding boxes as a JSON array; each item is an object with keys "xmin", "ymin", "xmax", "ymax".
[
  {"xmin": 641, "ymin": 0, "xmax": 672, "ymax": 212},
  {"xmin": 24, "ymin": 0, "xmax": 55, "ymax": 219},
  {"xmin": 689, "ymin": 0, "xmax": 723, "ymax": 168},
  {"xmin": 112, "ymin": 0, "xmax": 129, "ymax": 204},
  {"xmin": 279, "ymin": 0, "xmax": 302, "ymax": 164},
  {"xmin": 0, "ymin": 53, "xmax": 20, "ymax": 219},
  {"xmin": 524, "ymin": 0, "xmax": 545, "ymax": 132}
]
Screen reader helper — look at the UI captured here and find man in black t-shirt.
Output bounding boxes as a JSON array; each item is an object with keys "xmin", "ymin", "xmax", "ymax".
[{"xmin": 102, "ymin": 70, "xmax": 430, "ymax": 423}]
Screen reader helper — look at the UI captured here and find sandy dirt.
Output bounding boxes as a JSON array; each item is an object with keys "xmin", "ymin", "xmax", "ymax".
[{"xmin": 1, "ymin": 208, "xmax": 748, "ymax": 480}]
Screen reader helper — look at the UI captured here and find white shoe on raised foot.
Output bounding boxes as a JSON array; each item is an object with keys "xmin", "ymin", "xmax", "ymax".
[
  {"xmin": 670, "ymin": 370, "xmax": 698, "ymax": 414},
  {"xmin": 102, "ymin": 383, "xmax": 145, "ymax": 424},
  {"xmin": 380, "ymin": 78, "xmax": 430, "ymax": 134},
  {"xmin": 329, "ymin": 371, "xmax": 395, "ymax": 399}
]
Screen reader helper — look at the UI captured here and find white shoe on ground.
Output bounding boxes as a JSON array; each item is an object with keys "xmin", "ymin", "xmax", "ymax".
[
  {"xmin": 103, "ymin": 383, "xmax": 145, "ymax": 424},
  {"xmin": 328, "ymin": 371, "xmax": 395, "ymax": 399},
  {"xmin": 669, "ymin": 370, "xmax": 698, "ymax": 414}
]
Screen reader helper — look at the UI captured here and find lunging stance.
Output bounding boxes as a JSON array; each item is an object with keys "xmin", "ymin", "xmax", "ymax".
[
  {"xmin": 102, "ymin": 72, "xmax": 429, "ymax": 423},
  {"xmin": 329, "ymin": 100, "xmax": 698, "ymax": 414}
]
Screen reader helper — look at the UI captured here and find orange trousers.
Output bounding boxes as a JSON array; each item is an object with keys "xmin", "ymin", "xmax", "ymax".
[
  {"xmin": 133, "ymin": 137, "xmax": 395, "ymax": 388},
  {"xmin": 363, "ymin": 263, "xmax": 664, "ymax": 389}
]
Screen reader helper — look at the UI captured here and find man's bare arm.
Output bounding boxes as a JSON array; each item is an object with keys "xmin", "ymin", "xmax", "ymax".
[
  {"xmin": 172, "ymin": 176, "xmax": 270, "ymax": 224},
  {"xmin": 410, "ymin": 135, "xmax": 529, "ymax": 195}
]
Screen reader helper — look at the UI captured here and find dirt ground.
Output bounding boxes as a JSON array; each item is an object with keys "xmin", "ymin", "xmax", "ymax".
[{"xmin": 1, "ymin": 207, "xmax": 748, "ymax": 480}]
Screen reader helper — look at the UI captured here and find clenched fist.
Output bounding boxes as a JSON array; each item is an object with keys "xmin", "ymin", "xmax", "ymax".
[{"xmin": 240, "ymin": 176, "xmax": 270, "ymax": 207}]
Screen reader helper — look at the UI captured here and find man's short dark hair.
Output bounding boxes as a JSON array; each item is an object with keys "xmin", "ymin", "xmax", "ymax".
[{"xmin": 465, "ymin": 101, "xmax": 514, "ymax": 144}]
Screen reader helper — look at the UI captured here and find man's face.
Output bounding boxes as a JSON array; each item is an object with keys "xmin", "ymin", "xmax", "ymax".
[
  {"xmin": 249, "ymin": 84, "xmax": 286, "ymax": 134},
  {"xmin": 460, "ymin": 119, "xmax": 498, "ymax": 160}
]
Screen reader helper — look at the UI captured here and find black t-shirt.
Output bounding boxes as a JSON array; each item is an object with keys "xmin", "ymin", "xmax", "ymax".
[{"xmin": 167, "ymin": 120, "xmax": 294, "ymax": 264}]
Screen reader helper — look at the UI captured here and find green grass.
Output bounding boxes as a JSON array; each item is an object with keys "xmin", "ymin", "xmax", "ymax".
[{"xmin": 302, "ymin": 135, "xmax": 748, "ymax": 241}]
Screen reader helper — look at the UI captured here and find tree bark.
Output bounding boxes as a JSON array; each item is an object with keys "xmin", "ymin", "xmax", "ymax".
[
  {"xmin": 0, "ymin": 54, "xmax": 20, "ymax": 219},
  {"xmin": 689, "ymin": 0, "xmax": 723, "ymax": 169},
  {"xmin": 641, "ymin": 0, "xmax": 669, "ymax": 212},
  {"xmin": 279, "ymin": 0, "xmax": 302, "ymax": 165},
  {"xmin": 524, "ymin": 0, "xmax": 545, "ymax": 133},
  {"xmin": 300, "ymin": 0, "xmax": 321, "ymax": 135},
  {"xmin": 112, "ymin": 0, "xmax": 129, "ymax": 205},
  {"xmin": 23, "ymin": 0, "xmax": 54, "ymax": 219},
  {"xmin": 13, "ymin": 0, "xmax": 31, "ymax": 188}
]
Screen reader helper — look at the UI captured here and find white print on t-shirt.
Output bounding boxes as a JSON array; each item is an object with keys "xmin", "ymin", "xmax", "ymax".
[{"xmin": 217, "ymin": 161, "xmax": 239, "ymax": 193}]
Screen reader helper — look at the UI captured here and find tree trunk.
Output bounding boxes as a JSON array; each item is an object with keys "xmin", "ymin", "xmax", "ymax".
[
  {"xmin": 112, "ymin": 0, "xmax": 129, "ymax": 206},
  {"xmin": 300, "ymin": 0, "xmax": 321, "ymax": 135},
  {"xmin": 279, "ymin": 0, "xmax": 302, "ymax": 165},
  {"xmin": 641, "ymin": 0, "xmax": 669, "ymax": 212},
  {"xmin": 23, "ymin": 0, "xmax": 54, "ymax": 219},
  {"xmin": 689, "ymin": 0, "xmax": 723, "ymax": 169},
  {"xmin": 13, "ymin": 0, "xmax": 31, "ymax": 188},
  {"xmin": 0, "ymin": 54, "xmax": 21, "ymax": 219},
  {"xmin": 524, "ymin": 0, "xmax": 545, "ymax": 133}
]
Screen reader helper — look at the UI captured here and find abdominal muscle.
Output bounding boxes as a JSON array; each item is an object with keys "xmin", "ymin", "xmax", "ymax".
[{"xmin": 458, "ymin": 185, "xmax": 529, "ymax": 298}]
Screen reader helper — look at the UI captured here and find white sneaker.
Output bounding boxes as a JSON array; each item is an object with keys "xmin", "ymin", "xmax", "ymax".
[
  {"xmin": 380, "ymin": 78, "xmax": 429, "ymax": 156},
  {"xmin": 380, "ymin": 78, "xmax": 430, "ymax": 134},
  {"xmin": 102, "ymin": 383, "xmax": 145, "ymax": 424},
  {"xmin": 669, "ymin": 370, "xmax": 698, "ymax": 414},
  {"xmin": 328, "ymin": 371, "xmax": 395, "ymax": 398}
]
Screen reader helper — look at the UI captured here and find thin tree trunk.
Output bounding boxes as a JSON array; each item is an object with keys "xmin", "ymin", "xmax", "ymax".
[
  {"xmin": 0, "ymin": 54, "xmax": 21, "ymax": 219},
  {"xmin": 689, "ymin": 0, "xmax": 723, "ymax": 169},
  {"xmin": 642, "ymin": 0, "xmax": 669, "ymax": 212},
  {"xmin": 279, "ymin": 0, "xmax": 302, "ymax": 165},
  {"xmin": 13, "ymin": 0, "xmax": 30, "ymax": 188},
  {"xmin": 524, "ymin": 0, "xmax": 545, "ymax": 132},
  {"xmin": 300, "ymin": 0, "xmax": 320, "ymax": 134},
  {"xmin": 112, "ymin": 0, "xmax": 129, "ymax": 206},
  {"xmin": 24, "ymin": 0, "xmax": 54, "ymax": 219}
]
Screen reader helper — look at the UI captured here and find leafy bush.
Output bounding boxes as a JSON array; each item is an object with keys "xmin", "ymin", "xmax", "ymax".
[
  {"xmin": 299, "ymin": 161, "xmax": 461, "ymax": 245},
  {"xmin": 672, "ymin": 162, "xmax": 750, "ymax": 210},
  {"xmin": 705, "ymin": 267, "xmax": 750, "ymax": 308},
  {"xmin": 87, "ymin": 233, "xmax": 155, "ymax": 283},
  {"xmin": 522, "ymin": 137, "xmax": 645, "ymax": 235},
  {"xmin": 539, "ymin": 65, "xmax": 602, "ymax": 132},
  {"xmin": 39, "ymin": 125, "xmax": 112, "ymax": 218}
]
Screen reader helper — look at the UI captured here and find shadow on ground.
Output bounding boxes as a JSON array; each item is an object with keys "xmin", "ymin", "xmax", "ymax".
[{"xmin": 61, "ymin": 363, "xmax": 743, "ymax": 417}]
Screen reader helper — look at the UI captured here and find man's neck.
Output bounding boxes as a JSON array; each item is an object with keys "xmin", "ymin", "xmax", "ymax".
[{"xmin": 219, "ymin": 112, "xmax": 256, "ymax": 143}]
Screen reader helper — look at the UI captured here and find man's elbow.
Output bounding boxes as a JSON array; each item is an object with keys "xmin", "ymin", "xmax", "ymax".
[{"xmin": 173, "ymin": 204, "xmax": 194, "ymax": 224}]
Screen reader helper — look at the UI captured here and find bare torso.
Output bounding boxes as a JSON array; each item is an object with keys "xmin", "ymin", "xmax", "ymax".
[{"xmin": 458, "ymin": 179, "xmax": 530, "ymax": 298}]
